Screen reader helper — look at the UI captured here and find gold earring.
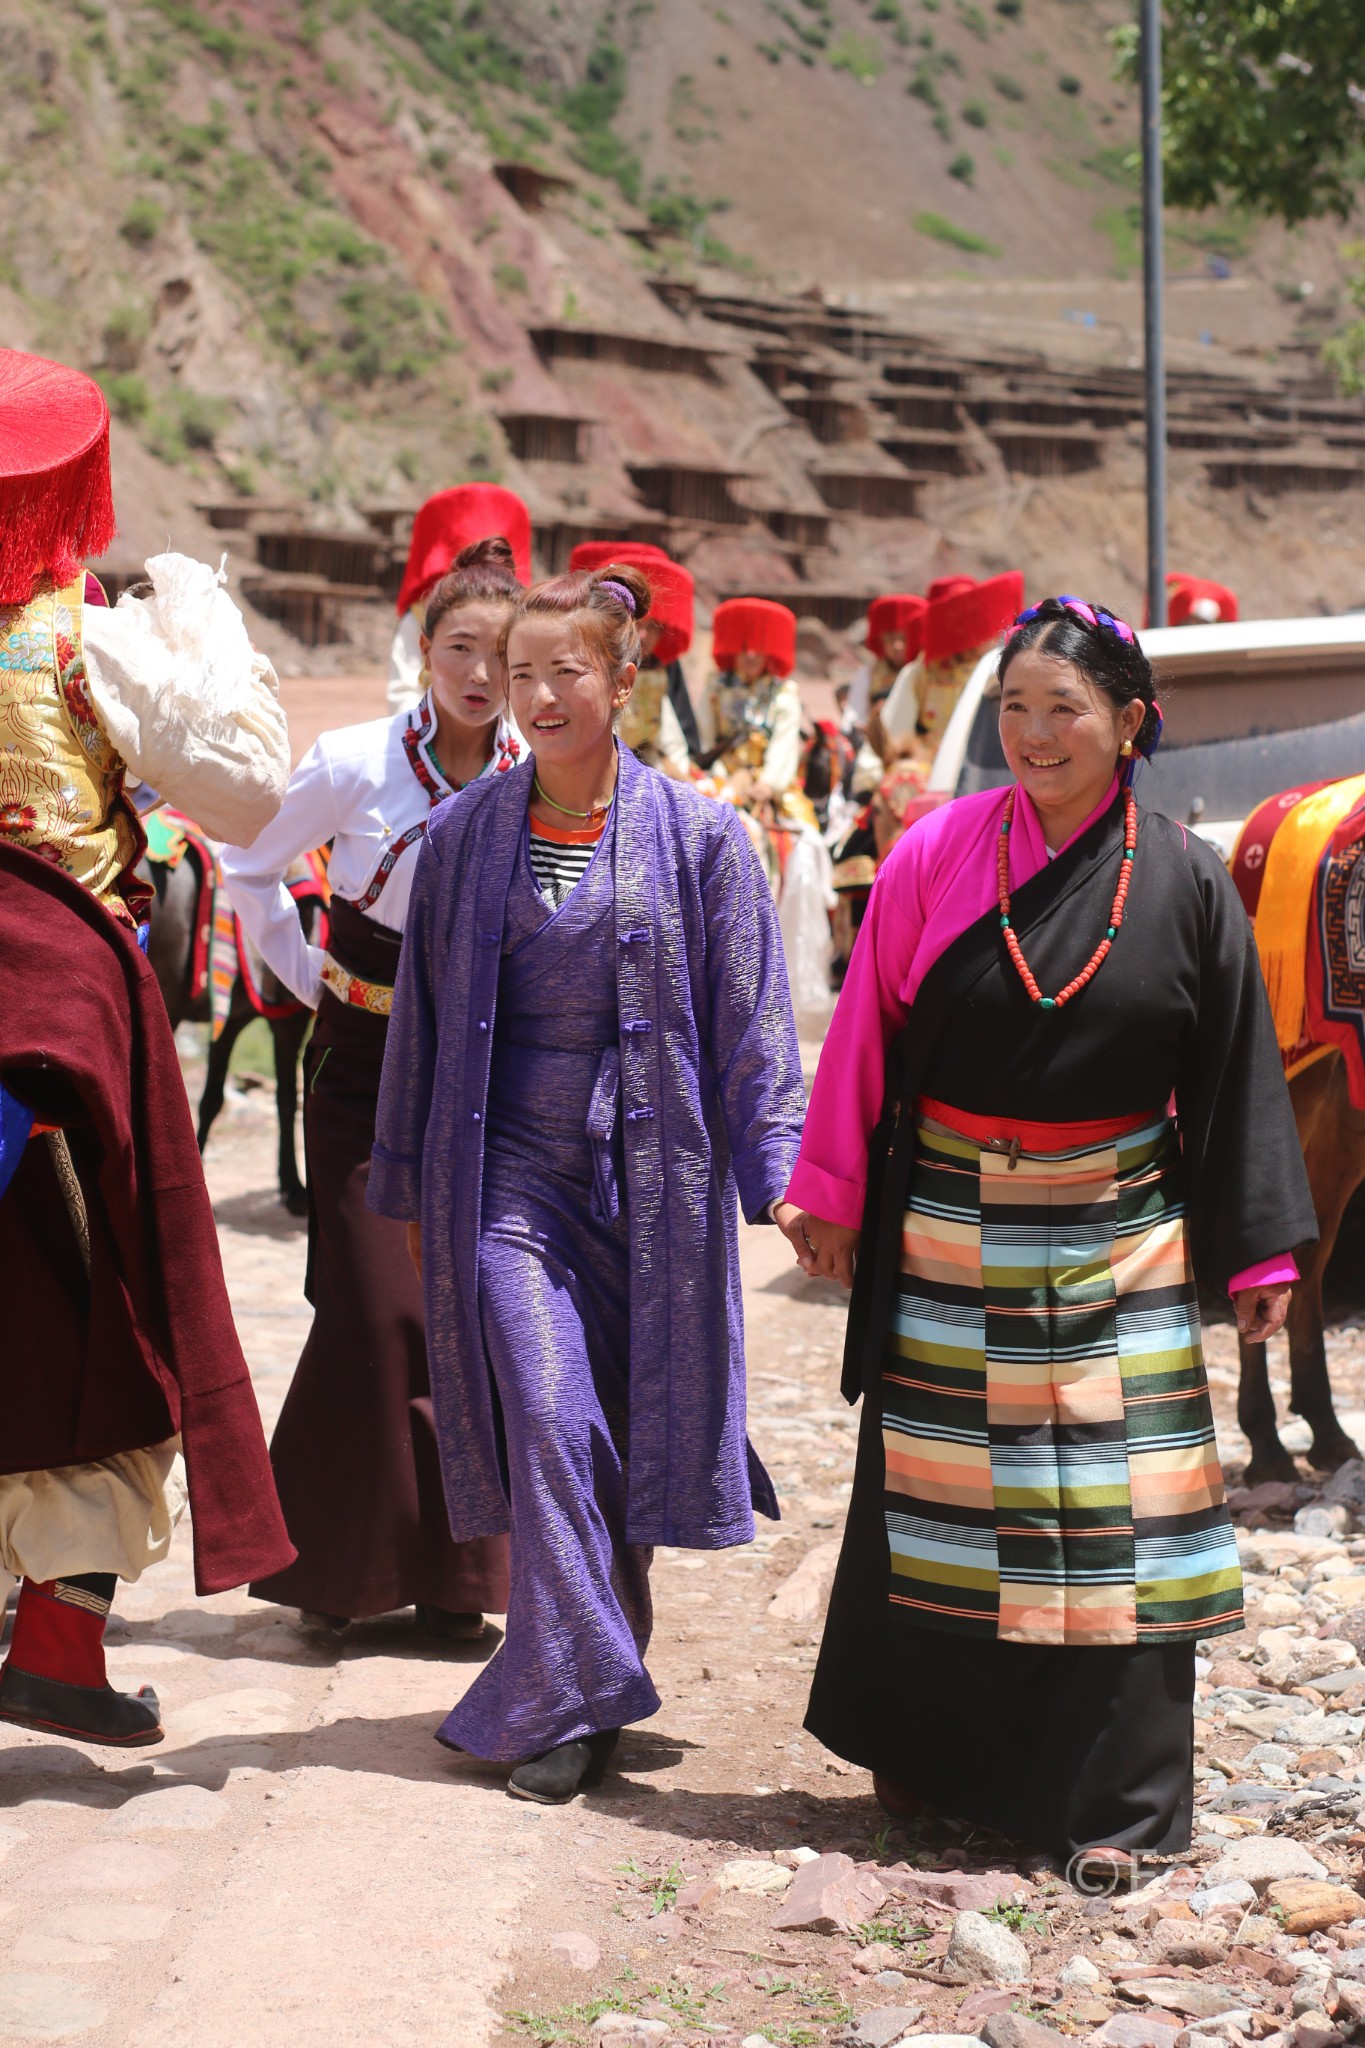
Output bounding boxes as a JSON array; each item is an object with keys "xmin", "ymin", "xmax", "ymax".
[{"xmin": 1120, "ymin": 739, "xmax": 1134, "ymax": 757}]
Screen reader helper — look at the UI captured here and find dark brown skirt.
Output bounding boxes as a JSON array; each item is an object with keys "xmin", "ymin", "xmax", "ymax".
[{"xmin": 250, "ymin": 902, "xmax": 508, "ymax": 1619}]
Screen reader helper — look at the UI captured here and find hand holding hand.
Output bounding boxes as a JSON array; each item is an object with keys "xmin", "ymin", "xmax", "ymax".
[
  {"xmin": 774, "ymin": 1204, "xmax": 860, "ymax": 1290},
  {"xmin": 1234, "ymin": 1282, "xmax": 1291, "ymax": 1344}
]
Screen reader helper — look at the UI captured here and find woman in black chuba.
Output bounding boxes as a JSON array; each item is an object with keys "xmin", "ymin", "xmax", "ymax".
[{"xmin": 781, "ymin": 594, "xmax": 1314, "ymax": 1883}]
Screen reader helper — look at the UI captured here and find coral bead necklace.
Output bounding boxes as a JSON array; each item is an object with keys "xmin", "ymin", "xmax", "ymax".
[{"xmin": 997, "ymin": 785, "xmax": 1138, "ymax": 1010}]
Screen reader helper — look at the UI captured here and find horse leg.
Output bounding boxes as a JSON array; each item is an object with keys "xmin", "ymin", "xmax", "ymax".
[
  {"xmin": 272, "ymin": 1012, "xmax": 310, "ymax": 1215},
  {"xmin": 1288, "ymin": 1263, "xmax": 1359, "ymax": 1472},
  {"xmin": 198, "ymin": 999, "xmax": 249, "ymax": 1154},
  {"xmin": 1285, "ymin": 1054, "xmax": 1365, "ymax": 1472},
  {"xmin": 1237, "ymin": 1328, "xmax": 1297, "ymax": 1486}
]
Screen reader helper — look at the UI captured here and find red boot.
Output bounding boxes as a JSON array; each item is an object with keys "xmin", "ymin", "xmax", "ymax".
[{"xmin": 0, "ymin": 1574, "xmax": 162, "ymax": 1746}]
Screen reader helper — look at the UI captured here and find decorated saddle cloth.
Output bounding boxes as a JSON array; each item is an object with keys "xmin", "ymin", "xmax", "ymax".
[
  {"xmin": 209, "ymin": 848, "xmax": 330, "ymax": 1038},
  {"xmin": 143, "ymin": 805, "xmax": 218, "ymax": 1007},
  {"xmin": 880, "ymin": 1106, "xmax": 1242, "ymax": 1650},
  {"xmin": 1232, "ymin": 774, "xmax": 1365, "ymax": 1106}
]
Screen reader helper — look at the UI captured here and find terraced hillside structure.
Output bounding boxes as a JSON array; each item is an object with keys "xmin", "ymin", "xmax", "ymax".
[{"xmin": 5, "ymin": 0, "xmax": 1365, "ymax": 659}]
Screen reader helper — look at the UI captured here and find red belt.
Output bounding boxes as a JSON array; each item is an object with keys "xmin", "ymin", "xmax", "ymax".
[{"xmin": 918, "ymin": 1095, "xmax": 1161, "ymax": 1155}]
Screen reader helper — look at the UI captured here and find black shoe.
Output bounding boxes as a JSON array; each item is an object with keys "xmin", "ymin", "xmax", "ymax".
[
  {"xmin": 0, "ymin": 1662, "xmax": 163, "ymax": 1747},
  {"xmin": 507, "ymin": 1729, "xmax": 620, "ymax": 1805},
  {"xmin": 298, "ymin": 1611, "xmax": 351, "ymax": 1636},
  {"xmin": 414, "ymin": 1606, "xmax": 487, "ymax": 1642}
]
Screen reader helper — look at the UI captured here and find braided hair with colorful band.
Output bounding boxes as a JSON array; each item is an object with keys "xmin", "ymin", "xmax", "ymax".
[{"xmin": 1000, "ymin": 593, "xmax": 1163, "ymax": 787}]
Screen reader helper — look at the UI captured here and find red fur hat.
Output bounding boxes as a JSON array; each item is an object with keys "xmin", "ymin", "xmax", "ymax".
[
  {"xmin": 1165, "ymin": 573, "xmax": 1238, "ymax": 627},
  {"xmin": 568, "ymin": 540, "xmax": 695, "ymax": 665},
  {"xmin": 0, "ymin": 351, "xmax": 116, "ymax": 606},
  {"xmin": 396, "ymin": 484, "xmax": 532, "ymax": 615},
  {"xmin": 925, "ymin": 570, "xmax": 1025, "ymax": 664},
  {"xmin": 926, "ymin": 574, "xmax": 976, "ymax": 605},
  {"xmin": 865, "ymin": 593, "xmax": 928, "ymax": 659},
  {"xmin": 712, "ymin": 596, "xmax": 798, "ymax": 679}
]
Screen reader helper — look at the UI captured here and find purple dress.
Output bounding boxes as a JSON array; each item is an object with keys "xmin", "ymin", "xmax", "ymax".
[{"xmin": 369, "ymin": 747, "xmax": 805, "ymax": 1760}]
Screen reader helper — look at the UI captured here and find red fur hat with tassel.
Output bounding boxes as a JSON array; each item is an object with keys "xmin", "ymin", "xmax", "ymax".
[
  {"xmin": 0, "ymin": 351, "xmax": 117, "ymax": 606},
  {"xmin": 712, "ymin": 596, "xmax": 798, "ymax": 679},
  {"xmin": 926, "ymin": 574, "xmax": 976, "ymax": 605},
  {"xmin": 925, "ymin": 570, "xmax": 1025, "ymax": 663},
  {"xmin": 865, "ymin": 593, "xmax": 928, "ymax": 659},
  {"xmin": 1164, "ymin": 572, "xmax": 1238, "ymax": 627},
  {"xmin": 568, "ymin": 540, "xmax": 695, "ymax": 665},
  {"xmin": 396, "ymin": 484, "xmax": 532, "ymax": 615}
]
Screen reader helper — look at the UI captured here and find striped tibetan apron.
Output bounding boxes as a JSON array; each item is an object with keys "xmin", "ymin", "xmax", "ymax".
[{"xmin": 881, "ymin": 1101, "xmax": 1243, "ymax": 1649}]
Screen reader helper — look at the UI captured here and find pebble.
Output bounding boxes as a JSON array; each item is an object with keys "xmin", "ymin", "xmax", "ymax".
[
  {"xmin": 901, "ymin": 1870, "xmax": 1029, "ymax": 1914},
  {"xmin": 1204, "ymin": 1839, "xmax": 1329, "ymax": 1890},
  {"xmin": 945, "ymin": 1910, "xmax": 1031, "ymax": 1987},
  {"xmin": 1289, "ymin": 2013, "xmax": 1342, "ymax": 2048},
  {"xmin": 1058, "ymin": 1954, "xmax": 1102, "ymax": 1991},
  {"xmin": 875, "ymin": 1971, "xmax": 910, "ymax": 1991},
  {"xmin": 1090, "ymin": 2016, "xmax": 1183, "ymax": 2048},
  {"xmin": 1150, "ymin": 1919, "xmax": 1229, "ymax": 1968},
  {"xmin": 589, "ymin": 2019, "xmax": 671, "ymax": 2045},
  {"xmin": 854, "ymin": 1945, "xmax": 900, "ymax": 1975},
  {"xmin": 1267, "ymin": 1880, "xmax": 1365, "ymax": 1936},
  {"xmin": 546, "ymin": 1932, "xmax": 600, "ymax": 1972},
  {"xmin": 771, "ymin": 1851, "xmax": 887, "ymax": 1935},
  {"xmin": 714, "ymin": 1858, "xmax": 793, "ymax": 1896},
  {"xmin": 1295, "ymin": 1507, "xmax": 1352, "ymax": 1541},
  {"xmin": 1118, "ymin": 1981, "xmax": 1263, "ymax": 2020},
  {"xmin": 978, "ymin": 2013, "xmax": 1071, "ymax": 2048},
  {"xmin": 834, "ymin": 2006, "xmax": 925, "ymax": 2048}
]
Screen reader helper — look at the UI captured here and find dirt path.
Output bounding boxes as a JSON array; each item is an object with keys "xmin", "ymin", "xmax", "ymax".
[{"xmin": 3, "ymin": 1061, "xmax": 1365, "ymax": 2047}]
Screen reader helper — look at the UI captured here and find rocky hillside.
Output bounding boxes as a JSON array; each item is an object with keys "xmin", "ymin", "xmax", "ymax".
[{"xmin": 3, "ymin": 0, "xmax": 1364, "ymax": 659}]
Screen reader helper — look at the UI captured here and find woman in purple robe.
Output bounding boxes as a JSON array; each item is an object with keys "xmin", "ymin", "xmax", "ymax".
[{"xmin": 370, "ymin": 562, "xmax": 807, "ymax": 1803}]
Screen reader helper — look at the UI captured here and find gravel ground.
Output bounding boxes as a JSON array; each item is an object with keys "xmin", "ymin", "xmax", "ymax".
[{"xmin": 2, "ymin": 1048, "xmax": 1364, "ymax": 2048}]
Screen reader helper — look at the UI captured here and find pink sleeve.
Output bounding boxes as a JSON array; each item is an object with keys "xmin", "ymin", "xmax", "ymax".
[
  {"xmin": 1228, "ymin": 1256, "xmax": 1299, "ymax": 1298},
  {"xmin": 785, "ymin": 862, "xmax": 923, "ymax": 1229}
]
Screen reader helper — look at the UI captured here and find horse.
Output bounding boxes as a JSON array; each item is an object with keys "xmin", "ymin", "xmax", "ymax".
[
  {"xmin": 143, "ymin": 817, "xmax": 323, "ymax": 1215},
  {"xmin": 1231, "ymin": 776, "xmax": 1365, "ymax": 1483}
]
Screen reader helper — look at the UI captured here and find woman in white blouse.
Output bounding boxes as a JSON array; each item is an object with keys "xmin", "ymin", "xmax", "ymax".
[{"xmin": 219, "ymin": 537, "xmax": 522, "ymax": 1641}]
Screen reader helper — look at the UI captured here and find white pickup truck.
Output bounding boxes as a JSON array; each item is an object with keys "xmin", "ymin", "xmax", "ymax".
[{"xmin": 926, "ymin": 614, "xmax": 1365, "ymax": 859}]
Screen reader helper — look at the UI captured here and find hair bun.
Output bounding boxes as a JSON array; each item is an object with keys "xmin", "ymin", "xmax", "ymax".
[
  {"xmin": 454, "ymin": 534, "xmax": 518, "ymax": 573},
  {"xmin": 594, "ymin": 562, "xmax": 653, "ymax": 626}
]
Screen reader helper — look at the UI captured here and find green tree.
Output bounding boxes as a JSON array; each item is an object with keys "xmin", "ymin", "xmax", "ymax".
[{"xmin": 1114, "ymin": 1, "xmax": 1364, "ymax": 225}]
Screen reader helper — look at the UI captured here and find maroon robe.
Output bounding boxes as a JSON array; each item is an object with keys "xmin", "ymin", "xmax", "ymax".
[{"xmin": 0, "ymin": 842, "xmax": 294, "ymax": 1594}]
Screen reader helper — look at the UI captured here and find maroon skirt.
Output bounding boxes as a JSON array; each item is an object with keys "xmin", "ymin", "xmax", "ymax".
[{"xmin": 250, "ymin": 901, "xmax": 508, "ymax": 1619}]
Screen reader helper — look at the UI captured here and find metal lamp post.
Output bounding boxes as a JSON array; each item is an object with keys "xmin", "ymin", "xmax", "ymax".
[{"xmin": 1141, "ymin": 0, "xmax": 1168, "ymax": 629}]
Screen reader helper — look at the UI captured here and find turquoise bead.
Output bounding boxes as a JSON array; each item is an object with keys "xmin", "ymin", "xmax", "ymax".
[
  {"xmin": 1106, "ymin": 925, "xmax": 1117, "ymax": 939},
  {"xmin": 1000, "ymin": 915, "xmax": 1011, "ymax": 929},
  {"xmin": 1039, "ymin": 996, "xmax": 1056, "ymax": 1009}
]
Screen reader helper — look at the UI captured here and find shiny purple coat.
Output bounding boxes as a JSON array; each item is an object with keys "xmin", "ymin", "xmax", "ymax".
[{"xmin": 368, "ymin": 746, "xmax": 806, "ymax": 1549}]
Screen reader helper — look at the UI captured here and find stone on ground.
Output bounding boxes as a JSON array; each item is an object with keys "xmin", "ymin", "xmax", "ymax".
[
  {"xmin": 978, "ymin": 2009, "xmax": 1071, "ymax": 2048},
  {"xmin": 945, "ymin": 1910, "xmax": 1032, "ymax": 1986},
  {"xmin": 1090, "ymin": 2014, "xmax": 1183, "ymax": 2048},
  {"xmin": 834, "ymin": 2005, "xmax": 925, "ymax": 2048},
  {"xmin": 714, "ymin": 1857, "xmax": 793, "ymax": 1895},
  {"xmin": 1058, "ymin": 1954, "xmax": 1102, "ymax": 1992},
  {"xmin": 1203, "ymin": 1838, "xmax": 1329, "ymax": 1890},
  {"xmin": 1265, "ymin": 1879, "xmax": 1364, "ymax": 1935},
  {"xmin": 770, "ymin": 1851, "xmax": 888, "ymax": 1934},
  {"xmin": 546, "ymin": 1932, "xmax": 600, "ymax": 1971}
]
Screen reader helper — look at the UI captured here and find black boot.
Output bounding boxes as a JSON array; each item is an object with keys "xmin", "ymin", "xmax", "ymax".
[
  {"xmin": 414, "ymin": 1606, "xmax": 487, "ymax": 1643},
  {"xmin": 0, "ymin": 1662, "xmax": 163, "ymax": 1747},
  {"xmin": 507, "ymin": 1729, "xmax": 620, "ymax": 1805},
  {"xmin": 298, "ymin": 1611, "xmax": 351, "ymax": 1637}
]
